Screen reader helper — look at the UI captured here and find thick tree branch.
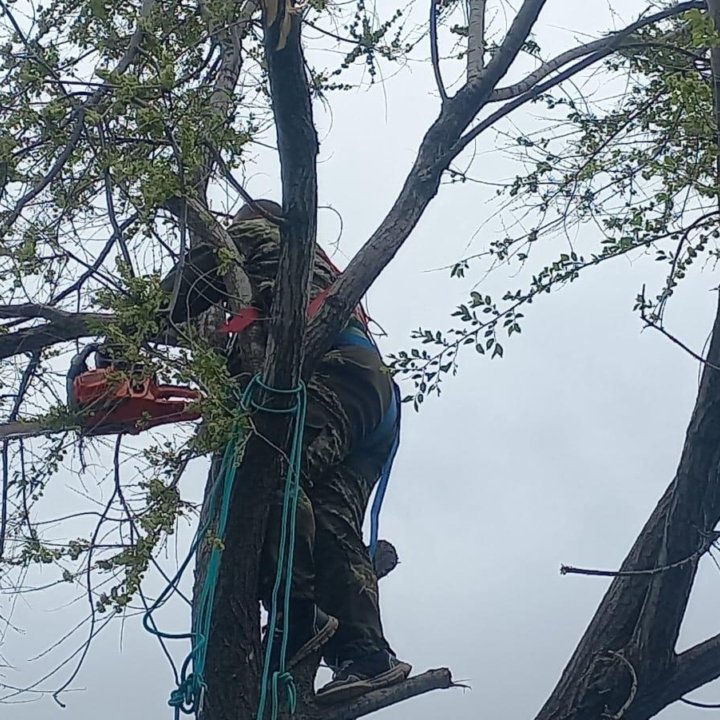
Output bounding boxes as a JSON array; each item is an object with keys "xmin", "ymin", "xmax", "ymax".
[
  {"xmin": 196, "ymin": 6, "xmax": 318, "ymax": 720},
  {"xmin": 303, "ymin": 1, "xmax": 698, "ymax": 374},
  {"xmin": 261, "ymin": 9, "xmax": 317, "ymax": 389},
  {"xmin": 0, "ymin": 309, "xmax": 112, "ymax": 360},
  {"xmin": 489, "ymin": 0, "xmax": 703, "ymax": 102},
  {"xmin": 316, "ymin": 668, "xmax": 455, "ymax": 720},
  {"xmin": 467, "ymin": 0, "xmax": 487, "ymax": 81},
  {"xmin": 471, "ymin": 0, "xmax": 548, "ymax": 93},
  {"xmin": 0, "ymin": 420, "xmax": 76, "ymax": 440},
  {"xmin": 622, "ymin": 634, "xmax": 720, "ymax": 719},
  {"xmin": 672, "ymin": 635, "xmax": 720, "ymax": 705}
]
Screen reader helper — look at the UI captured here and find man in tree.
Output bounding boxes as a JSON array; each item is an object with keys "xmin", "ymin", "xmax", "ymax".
[{"xmin": 151, "ymin": 199, "xmax": 411, "ymax": 702}]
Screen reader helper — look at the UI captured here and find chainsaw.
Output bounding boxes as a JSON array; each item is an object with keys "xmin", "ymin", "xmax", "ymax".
[{"xmin": 66, "ymin": 344, "xmax": 203, "ymax": 436}]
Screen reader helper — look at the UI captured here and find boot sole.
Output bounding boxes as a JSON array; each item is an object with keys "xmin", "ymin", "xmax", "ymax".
[
  {"xmin": 287, "ymin": 615, "xmax": 339, "ymax": 670},
  {"xmin": 315, "ymin": 661, "xmax": 412, "ymax": 704}
]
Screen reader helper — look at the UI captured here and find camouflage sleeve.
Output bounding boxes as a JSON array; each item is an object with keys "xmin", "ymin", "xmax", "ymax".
[
  {"xmin": 159, "ymin": 244, "xmax": 227, "ymax": 324},
  {"xmin": 228, "ymin": 218, "xmax": 338, "ymax": 314}
]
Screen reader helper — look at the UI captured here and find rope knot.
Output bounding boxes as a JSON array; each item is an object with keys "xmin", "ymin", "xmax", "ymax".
[
  {"xmin": 168, "ymin": 674, "xmax": 201, "ymax": 715},
  {"xmin": 270, "ymin": 670, "xmax": 297, "ymax": 716}
]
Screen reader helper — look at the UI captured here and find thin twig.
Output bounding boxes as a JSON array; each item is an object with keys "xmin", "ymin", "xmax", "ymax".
[
  {"xmin": 0, "ymin": 352, "xmax": 40, "ymax": 558},
  {"xmin": 205, "ymin": 143, "xmax": 284, "ymax": 225},
  {"xmin": 639, "ymin": 286, "xmax": 720, "ymax": 372},
  {"xmin": 560, "ymin": 544, "xmax": 707, "ymax": 578},
  {"xmin": 488, "ymin": 1, "xmax": 702, "ymax": 102},
  {"xmin": 51, "ymin": 437, "xmax": 122, "ymax": 706},
  {"xmin": 51, "ymin": 215, "xmax": 138, "ymax": 304},
  {"xmin": 98, "ymin": 123, "xmax": 134, "ymax": 274},
  {"xmin": 680, "ymin": 697, "xmax": 720, "ymax": 709}
]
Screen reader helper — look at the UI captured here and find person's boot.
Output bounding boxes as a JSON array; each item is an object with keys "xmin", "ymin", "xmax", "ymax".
[
  {"xmin": 315, "ymin": 650, "xmax": 412, "ymax": 704},
  {"xmin": 263, "ymin": 600, "xmax": 338, "ymax": 672}
]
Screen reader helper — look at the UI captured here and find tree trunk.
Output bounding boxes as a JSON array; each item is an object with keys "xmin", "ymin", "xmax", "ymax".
[{"xmin": 535, "ymin": 282, "xmax": 720, "ymax": 720}]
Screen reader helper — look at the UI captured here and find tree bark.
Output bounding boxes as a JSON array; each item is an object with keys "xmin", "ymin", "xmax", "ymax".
[{"xmin": 537, "ymin": 9, "xmax": 720, "ymax": 718}]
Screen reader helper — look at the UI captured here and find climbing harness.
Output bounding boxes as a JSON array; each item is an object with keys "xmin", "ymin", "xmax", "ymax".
[
  {"xmin": 220, "ymin": 249, "xmax": 370, "ymax": 335},
  {"xmin": 218, "ymin": 255, "xmax": 401, "ymax": 559},
  {"xmin": 138, "ymin": 252, "xmax": 400, "ymax": 716},
  {"xmin": 143, "ymin": 375, "xmax": 307, "ymax": 720}
]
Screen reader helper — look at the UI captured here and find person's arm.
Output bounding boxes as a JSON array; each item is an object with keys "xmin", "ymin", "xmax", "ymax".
[{"xmin": 159, "ymin": 244, "xmax": 228, "ymax": 325}]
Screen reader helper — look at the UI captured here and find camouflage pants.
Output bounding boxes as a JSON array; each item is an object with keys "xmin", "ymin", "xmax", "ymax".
[{"xmin": 260, "ymin": 343, "xmax": 395, "ymax": 663}]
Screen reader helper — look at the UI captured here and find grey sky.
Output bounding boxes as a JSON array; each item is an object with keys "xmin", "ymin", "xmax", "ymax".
[{"xmin": 3, "ymin": 1, "xmax": 720, "ymax": 718}]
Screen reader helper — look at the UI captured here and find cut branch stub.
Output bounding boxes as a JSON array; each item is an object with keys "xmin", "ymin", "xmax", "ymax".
[{"xmin": 259, "ymin": 0, "xmax": 292, "ymax": 49}]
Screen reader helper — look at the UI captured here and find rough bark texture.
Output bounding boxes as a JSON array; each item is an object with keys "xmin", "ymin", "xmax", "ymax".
[
  {"xmin": 535, "ymin": 294, "xmax": 720, "ymax": 720},
  {"xmin": 0, "ymin": 2, "xmax": 697, "ymax": 718},
  {"xmin": 535, "ymin": 8, "xmax": 720, "ymax": 718},
  {"xmin": 196, "ymin": 6, "xmax": 320, "ymax": 719},
  {"xmin": 189, "ymin": 3, "xmax": 720, "ymax": 720}
]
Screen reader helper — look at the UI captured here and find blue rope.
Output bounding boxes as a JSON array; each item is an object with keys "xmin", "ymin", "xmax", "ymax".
[
  {"xmin": 368, "ymin": 380, "xmax": 402, "ymax": 559},
  {"xmin": 336, "ymin": 325, "xmax": 403, "ymax": 560},
  {"xmin": 143, "ymin": 374, "xmax": 307, "ymax": 720}
]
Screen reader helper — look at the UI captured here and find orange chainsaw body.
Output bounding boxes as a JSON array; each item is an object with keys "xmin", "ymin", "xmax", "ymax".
[{"xmin": 73, "ymin": 367, "xmax": 203, "ymax": 436}]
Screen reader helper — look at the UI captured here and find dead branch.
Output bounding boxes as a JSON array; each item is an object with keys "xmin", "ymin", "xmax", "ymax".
[{"xmin": 316, "ymin": 668, "xmax": 456, "ymax": 720}]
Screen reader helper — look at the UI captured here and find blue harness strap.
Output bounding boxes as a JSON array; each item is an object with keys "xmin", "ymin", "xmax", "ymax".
[{"xmin": 336, "ymin": 324, "xmax": 402, "ymax": 559}]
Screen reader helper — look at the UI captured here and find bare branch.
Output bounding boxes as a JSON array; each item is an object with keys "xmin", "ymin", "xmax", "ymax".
[
  {"xmin": 0, "ymin": 304, "xmax": 104, "ymax": 323},
  {"xmin": 430, "ymin": 0, "xmax": 448, "ymax": 103},
  {"xmin": 668, "ymin": 635, "xmax": 720, "ymax": 698},
  {"xmin": 489, "ymin": 0, "xmax": 703, "ymax": 102},
  {"xmin": 0, "ymin": 420, "xmax": 76, "ymax": 440},
  {"xmin": 620, "ymin": 634, "xmax": 720, "ymax": 719},
  {"xmin": 317, "ymin": 669, "xmax": 456, "ymax": 720},
  {"xmin": 560, "ymin": 539, "xmax": 711, "ymax": 577},
  {"xmin": 467, "ymin": 0, "xmax": 487, "ymax": 81},
  {"xmin": 194, "ymin": 0, "xmax": 258, "ymax": 193},
  {"xmin": 0, "ymin": 309, "xmax": 112, "ymax": 359},
  {"xmin": 260, "ymin": 9, "xmax": 317, "ymax": 389}
]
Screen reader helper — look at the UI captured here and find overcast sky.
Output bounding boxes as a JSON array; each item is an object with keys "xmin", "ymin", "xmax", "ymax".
[{"xmin": 5, "ymin": 1, "xmax": 720, "ymax": 719}]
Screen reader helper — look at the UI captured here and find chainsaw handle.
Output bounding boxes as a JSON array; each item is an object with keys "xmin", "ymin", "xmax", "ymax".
[
  {"xmin": 154, "ymin": 385, "xmax": 202, "ymax": 401},
  {"xmin": 66, "ymin": 344, "xmax": 100, "ymax": 408}
]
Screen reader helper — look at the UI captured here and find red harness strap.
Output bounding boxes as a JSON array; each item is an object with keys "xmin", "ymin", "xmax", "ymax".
[{"xmin": 219, "ymin": 249, "xmax": 369, "ymax": 334}]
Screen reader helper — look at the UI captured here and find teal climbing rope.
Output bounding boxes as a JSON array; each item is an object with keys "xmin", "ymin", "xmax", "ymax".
[
  {"xmin": 248, "ymin": 376, "xmax": 306, "ymax": 720},
  {"xmin": 142, "ymin": 374, "xmax": 307, "ymax": 720}
]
